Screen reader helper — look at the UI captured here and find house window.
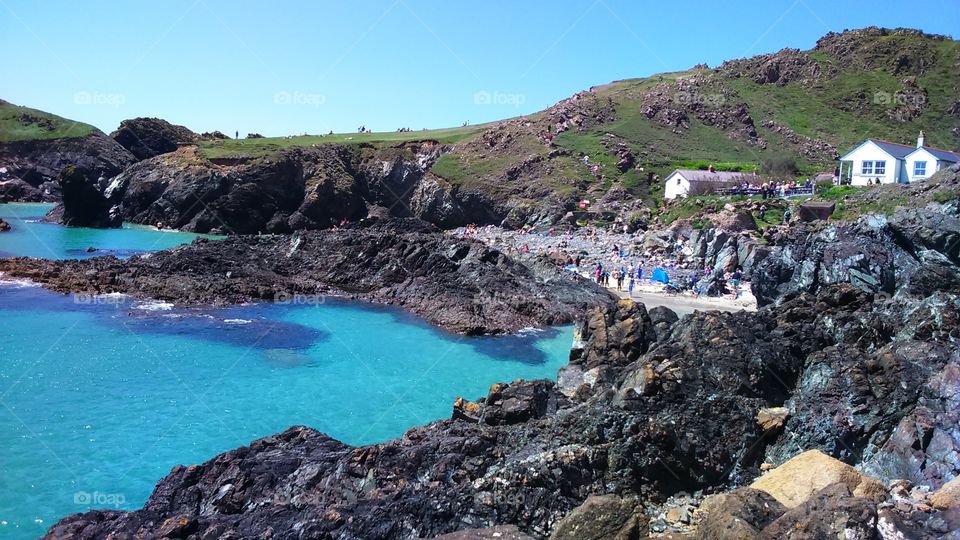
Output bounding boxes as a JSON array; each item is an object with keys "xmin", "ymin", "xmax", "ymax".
[
  {"xmin": 914, "ymin": 161, "xmax": 927, "ymax": 177},
  {"xmin": 873, "ymin": 160, "xmax": 886, "ymax": 175},
  {"xmin": 861, "ymin": 161, "xmax": 874, "ymax": 175}
]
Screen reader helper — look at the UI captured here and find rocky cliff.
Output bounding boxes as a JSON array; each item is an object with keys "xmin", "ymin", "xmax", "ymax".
[
  {"xmin": 0, "ymin": 131, "xmax": 135, "ymax": 203},
  {"xmin": 0, "ymin": 218, "xmax": 616, "ymax": 335},
  {"xmin": 111, "ymin": 117, "xmax": 198, "ymax": 160},
  {"xmin": 40, "ymin": 207, "xmax": 960, "ymax": 538},
  {"xmin": 88, "ymin": 142, "xmax": 513, "ymax": 233}
]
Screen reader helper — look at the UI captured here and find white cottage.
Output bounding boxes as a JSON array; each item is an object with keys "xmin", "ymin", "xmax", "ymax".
[
  {"xmin": 839, "ymin": 132, "xmax": 960, "ymax": 185},
  {"xmin": 663, "ymin": 169, "xmax": 760, "ymax": 199}
]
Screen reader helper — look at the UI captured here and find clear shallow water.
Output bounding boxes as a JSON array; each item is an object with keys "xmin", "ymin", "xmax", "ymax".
[
  {"xmin": 0, "ymin": 209, "xmax": 574, "ymax": 539},
  {"xmin": 0, "ymin": 203, "xmax": 216, "ymax": 259}
]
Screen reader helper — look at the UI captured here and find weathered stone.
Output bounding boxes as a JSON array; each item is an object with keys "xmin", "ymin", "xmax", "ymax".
[
  {"xmin": 758, "ymin": 483, "xmax": 878, "ymax": 539},
  {"xmin": 756, "ymin": 407, "xmax": 789, "ymax": 432},
  {"xmin": 930, "ymin": 475, "xmax": 960, "ymax": 510},
  {"xmin": 697, "ymin": 487, "xmax": 786, "ymax": 539},
  {"xmin": 751, "ymin": 450, "xmax": 887, "ymax": 508},
  {"xmin": 549, "ymin": 495, "xmax": 646, "ymax": 540}
]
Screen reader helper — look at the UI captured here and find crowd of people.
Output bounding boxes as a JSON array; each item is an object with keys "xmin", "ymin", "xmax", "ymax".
[
  {"xmin": 454, "ymin": 223, "xmax": 747, "ymax": 301},
  {"xmin": 719, "ymin": 178, "xmax": 814, "ymax": 198}
]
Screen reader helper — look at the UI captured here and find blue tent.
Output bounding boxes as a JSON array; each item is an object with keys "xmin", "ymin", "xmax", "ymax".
[{"xmin": 651, "ymin": 267, "xmax": 669, "ymax": 284}]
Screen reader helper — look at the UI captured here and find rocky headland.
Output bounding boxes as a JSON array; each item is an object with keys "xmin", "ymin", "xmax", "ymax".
[
  {"xmin": 36, "ymin": 198, "xmax": 960, "ymax": 538},
  {"xmin": 0, "ymin": 218, "xmax": 616, "ymax": 335}
]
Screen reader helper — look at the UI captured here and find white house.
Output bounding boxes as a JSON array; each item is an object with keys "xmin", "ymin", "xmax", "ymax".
[
  {"xmin": 663, "ymin": 169, "xmax": 760, "ymax": 199},
  {"xmin": 838, "ymin": 132, "xmax": 960, "ymax": 185}
]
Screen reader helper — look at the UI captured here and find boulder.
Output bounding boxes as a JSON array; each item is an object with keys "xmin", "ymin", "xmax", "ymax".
[
  {"xmin": 755, "ymin": 407, "xmax": 789, "ymax": 432},
  {"xmin": 549, "ymin": 495, "xmax": 646, "ymax": 540},
  {"xmin": 0, "ymin": 217, "xmax": 8, "ymax": 232},
  {"xmin": 750, "ymin": 450, "xmax": 886, "ymax": 508},
  {"xmin": 930, "ymin": 475, "xmax": 960, "ymax": 510},
  {"xmin": 696, "ymin": 487, "xmax": 786, "ymax": 539},
  {"xmin": 758, "ymin": 483, "xmax": 878, "ymax": 540},
  {"xmin": 480, "ymin": 380, "xmax": 558, "ymax": 426}
]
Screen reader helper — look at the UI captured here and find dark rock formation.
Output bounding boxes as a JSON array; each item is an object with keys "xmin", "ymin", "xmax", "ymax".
[
  {"xmin": 0, "ymin": 132, "xmax": 135, "ymax": 202},
  {"xmin": 101, "ymin": 143, "xmax": 505, "ymax": 234},
  {"xmin": 0, "ymin": 219, "xmax": 616, "ymax": 335},
  {"xmin": 0, "ymin": 217, "xmax": 9, "ymax": 232},
  {"xmin": 44, "ymin": 165, "xmax": 122, "ymax": 228},
  {"xmin": 110, "ymin": 117, "xmax": 197, "ymax": 160},
  {"xmin": 752, "ymin": 206, "xmax": 960, "ymax": 306},
  {"xmin": 41, "ymin": 250, "xmax": 960, "ymax": 539}
]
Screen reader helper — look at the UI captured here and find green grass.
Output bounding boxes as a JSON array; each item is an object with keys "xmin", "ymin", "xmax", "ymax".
[
  {"xmin": 0, "ymin": 102, "xmax": 97, "ymax": 143},
  {"xmin": 933, "ymin": 189, "xmax": 958, "ymax": 203},
  {"xmin": 197, "ymin": 124, "xmax": 487, "ymax": 159}
]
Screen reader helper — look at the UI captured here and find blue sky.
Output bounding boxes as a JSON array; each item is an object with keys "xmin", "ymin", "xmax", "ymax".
[{"xmin": 1, "ymin": 0, "xmax": 956, "ymax": 136}]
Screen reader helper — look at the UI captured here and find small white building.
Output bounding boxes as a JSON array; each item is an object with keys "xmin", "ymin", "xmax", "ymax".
[
  {"xmin": 838, "ymin": 132, "xmax": 960, "ymax": 185},
  {"xmin": 663, "ymin": 169, "xmax": 760, "ymax": 199}
]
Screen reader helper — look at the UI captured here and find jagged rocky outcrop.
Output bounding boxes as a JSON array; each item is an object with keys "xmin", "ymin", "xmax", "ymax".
[
  {"xmin": 752, "ymin": 204, "xmax": 960, "ymax": 306},
  {"xmin": 0, "ymin": 217, "xmax": 9, "ymax": 232},
  {"xmin": 97, "ymin": 143, "xmax": 506, "ymax": 233},
  {"xmin": 0, "ymin": 131, "xmax": 135, "ymax": 202},
  {"xmin": 110, "ymin": 117, "xmax": 198, "ymax": 160},
  {"xmin": 0, "ymin": 219, "xmax": 616, "ymax": 335},
  {"xmin": 41, "ymin": 215, "xmax": 960, "ymax": 539},
  {"xmin": 42, "ymin": 165, "xmax": 123, "ymax": 228}
]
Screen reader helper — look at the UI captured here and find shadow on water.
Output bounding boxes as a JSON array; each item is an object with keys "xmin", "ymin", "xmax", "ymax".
[
  {"xmin": 1, "ymin": 285, "xmax": 561, "ymax": 366},
  {"xmin": 0, "ymin": 286, "xmax": 328, "ymax": 354},
  {"xmin": 314, "ymin": 297, "xmax": 557, "ymax": 365}
]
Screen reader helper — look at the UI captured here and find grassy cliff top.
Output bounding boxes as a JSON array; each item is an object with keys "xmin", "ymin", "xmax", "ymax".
[
  {"xmin": 0, "ymin": 101, "xmax": 98, "ymax": 143},
  {"xmin": 196, "ymin": 124, "xmax": 492, "ymax": 159}
]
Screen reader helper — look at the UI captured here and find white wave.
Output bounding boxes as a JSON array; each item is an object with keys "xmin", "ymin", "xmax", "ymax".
[
  {"xmin": 516, "ymin": 327, "xmax": 545, "ymax": 336},
  {"xmin": 0, "ymin": 273, "xmax": 40, "ymax": 288},
  {"xmin": 223, "ymin": 318, "xmax": 252, "ymax": 325},
  {"xmin": 133, "ymin": 301, "xmax": 175, "ymax": 311}
]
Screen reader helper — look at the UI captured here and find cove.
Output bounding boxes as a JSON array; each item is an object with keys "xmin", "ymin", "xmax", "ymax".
[{"xmin": 0, "ymin": 208, "xmax": 575, "ymax": 539}]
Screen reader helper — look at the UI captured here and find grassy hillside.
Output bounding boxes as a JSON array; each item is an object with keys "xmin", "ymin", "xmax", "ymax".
[
  {"xmin": 6, "ymin": 27, "xmax": 956, "ymax": 222},
  {"xmin": 192, "ymin": 28, "xmax": 958, "ymax": 211},
  {"xmin": 0, "ymin": 100, "xmax": 97, "ymax": 143}
]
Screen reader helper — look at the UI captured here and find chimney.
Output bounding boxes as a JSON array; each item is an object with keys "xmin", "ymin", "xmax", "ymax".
[{"xmin": 917, "ymin": 130, "xmax": 925, "ymax": 148}]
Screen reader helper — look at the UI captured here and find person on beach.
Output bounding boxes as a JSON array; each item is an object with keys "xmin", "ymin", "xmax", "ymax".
[
  {"xmin": 628, "ymin": 276, "xmax": 635, "ymax": 296},
  {"xmin": 731, "ymin": 268, "xmax": 743, "ymax": 299}
]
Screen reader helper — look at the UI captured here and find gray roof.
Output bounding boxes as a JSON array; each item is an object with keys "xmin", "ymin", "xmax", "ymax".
[
  {"xmin": 671, "ymin": 169, "xmax": 760, "ymax": 183},
  {"xmin": 919, "ymin": 146, "xmax": 960, "ymax": 163},
  {"xmin": 868, "ymin": 139, "xmax": 915, "ymax": 160}
]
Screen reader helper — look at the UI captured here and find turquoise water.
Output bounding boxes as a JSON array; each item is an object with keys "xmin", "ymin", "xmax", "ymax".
[
  {"xmin": 0, "ymin": 203, "xmax": 215, "ymax": 259},
  {"xmin": 0, "ymin": 208, "xmax": 574, "ymax": 539}
]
